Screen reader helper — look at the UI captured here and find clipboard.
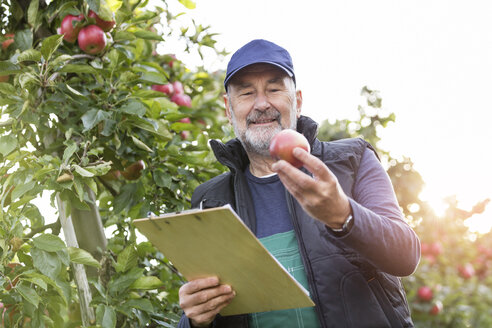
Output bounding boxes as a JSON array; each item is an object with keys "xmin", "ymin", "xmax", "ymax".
[{"xmin": 133, "ymin": 204, "xmax": 315, "ymax": 316}]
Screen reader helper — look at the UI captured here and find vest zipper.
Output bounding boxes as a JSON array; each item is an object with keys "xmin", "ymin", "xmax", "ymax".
[{"xmin": 286, "ymin": 191, "xmax": 327, "ymax": 328}]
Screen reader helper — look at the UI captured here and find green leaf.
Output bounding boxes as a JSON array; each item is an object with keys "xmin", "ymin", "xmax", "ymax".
[
  {"xmin": 131, "ymin": 135, "xmax": 153, "ymax": 152},
  {"xmin": 108, "ymin": 267, "xmax": 143, "ymax": 295},
  {"xmin": 62, "ymin": 141, "xmax": 78, "ymax": 165},
  {"xmin": 96, "ymin": 304, "xmax": 116, "ymax": 328},
  {"xmin": 87, "ymin": 0, "xmax": 114, "ymax": 22},
  {"xmin": 0, "ymin": 134, "xmax": 18, "ymax": 156},
  {"xmin": 81, "ymin": 109, "xmax": 111, "ymax": 132},
  {"xmin": 15, "ymin": 29, "xmax": 33, "ymax": 52},
  {"xmin": 0, "ymin": 61, "xmax": 21, "ymax": 75},
  {"xmin": 31, "ymin": 248, "xmax": 62, "ymax": 280},
  {"xmin": 11, "ymin": 180, "xmax": 36, "ymax": 201},
  {"xmin": 27, "ymin": 0, "xmax": 39, "ymax": 26},
  {"xmin": 18, "ymin": 49, "xmax": 42, "ymax": 62},
  {"xmin": 113, "ymin": 183, "xmax": 137, "ymax": 214},
  {"xmin": 130, "ymin": 276, "xmax": 164, "ymax": 290},
  {"xmin": 17, "ymin": 282, "xmax": 40, "ymax": 308},
  {"xmin": 154, "ymin": 169, "xmax": 172, "ymax": 188},
  {"xmin": 66, "ymin": 84, "xmax": 84, "ymax": 96},
  {"xmin": 60, "ymin": 64, "xmax": 97, "ymax": 74},
  {"xmin": 73, "ymin": 165, "xmax": 95, "ymax": 178},
  {"xmin": 124, "ymin": 298, "xmax": 154, "ymax": 312},
  {"xmin": 139, "ymin": 71, "xmax": 168, "ymax": 85},
  {"xmin": 40, "ymin": 35, "xmax": 64, "ymax": 61},
  {"xmin": 114, "ymin": 244, "xmax": 138, "ymax": 273},
  {"xmin": 120, "ymin": 100, "xmax": 147, "ymax": 117},
  {"xmin": 68, "ymin": 247, "xmax": 101, "ymax": 268},
  {"xmin": 32, "ymin": 234, "xmax": 66, "ymax": 252},
  {"xmin": 179, "ymin": 0, "xmax": 196, "ymax": 9},
  {"xmin": 133, "ymin": 30, "xmax": 163, "ymax": 41}
]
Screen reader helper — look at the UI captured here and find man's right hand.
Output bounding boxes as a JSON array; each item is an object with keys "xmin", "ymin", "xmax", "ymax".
[{"xmin": 179, "ymin": 276, "xmax": 236, "ymax": 327}]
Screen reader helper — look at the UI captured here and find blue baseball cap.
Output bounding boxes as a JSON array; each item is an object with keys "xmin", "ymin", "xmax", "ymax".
[{"xmin": 224, "ymin": 39, "xmax": 295, "ymax": 91}]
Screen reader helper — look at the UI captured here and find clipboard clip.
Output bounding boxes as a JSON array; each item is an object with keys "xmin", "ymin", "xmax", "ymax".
[{"xmin": 147, "ymin": 211, "xmax": 162, "ymax": 231}]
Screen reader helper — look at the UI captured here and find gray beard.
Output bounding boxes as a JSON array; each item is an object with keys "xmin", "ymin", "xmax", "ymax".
[{"xmin": 230, "ymin": 107, "xmax": 297, "ymax": 157}]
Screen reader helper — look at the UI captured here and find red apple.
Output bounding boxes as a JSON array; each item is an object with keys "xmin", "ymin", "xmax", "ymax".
[
  {"xmin": 60, "ymin": 14, "xmax": 84, "ymax": 43},
  {"xmin": 167, "ymin": 54, "xmax": 177, "ymax": 68},
  {"xmin": 429, "ymin": 301, "xmax": 443, "ymax": 315},
  {"xmin": 152, "ymin": 83, "xmax": 174, "ymax": 96},
  {"xmin": 78, "ymin": 25, "xmax": 107, "ymax": 54},
  {"xmin": 172, "ymin": 81, "xmax": 184, "ymax": 95},
  {"xmin": 171, "ymin": 93, "xmax": 192, "ymax": 108},
  {"xmin": 417, "ymin": 286, "xmax": 433, "ymax": 302},
  {"xmin": 88, "ymin": 10, "xmax": 115, "ymax": 32},
  {"xmin": 1, "ymin": 33, "xmax": 14, "ymax": 50},
  {"xmin": 429, "ymin": 241, "xmax": 443, "ymax": 256},
  {"xmin": 0, "ymin": 75, "xmax": 9, "ymax": 82},
  {"xmin": 121, "ymin": 160, "xmax": 145, "ymax": 180},
  {"xmin": 269, "ymin": 129, "xmax": 310, "ymax": 168},
  {"xmin": 458, "ymin": 263, "xmax": 475, "ymax": 279}
]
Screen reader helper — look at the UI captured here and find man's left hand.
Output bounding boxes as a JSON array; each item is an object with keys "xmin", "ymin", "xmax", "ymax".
[{"xmin": 271, "ymin": 147, "xmax": 351, "ymax": 230}]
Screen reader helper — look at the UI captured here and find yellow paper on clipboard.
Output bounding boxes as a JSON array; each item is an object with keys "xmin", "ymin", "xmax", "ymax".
[{"xmin": 133, "ymin": 204, "xmax": 315, "ymax": 316}]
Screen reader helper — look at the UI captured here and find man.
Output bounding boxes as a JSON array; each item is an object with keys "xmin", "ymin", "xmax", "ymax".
[{"xmin": 177, "ymin": 39, "xmax": 420, "ymax": 328}]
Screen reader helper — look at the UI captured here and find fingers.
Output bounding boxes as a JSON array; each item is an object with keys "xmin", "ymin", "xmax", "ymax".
[{"xmin": 179, "ymin": 277, "xmax": 236, "ymax": 327}]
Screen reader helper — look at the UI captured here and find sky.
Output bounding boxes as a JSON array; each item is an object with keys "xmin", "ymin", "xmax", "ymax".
[{"xmin": 157, "ymin": 0, "xmax": 492, "ymax": 231}]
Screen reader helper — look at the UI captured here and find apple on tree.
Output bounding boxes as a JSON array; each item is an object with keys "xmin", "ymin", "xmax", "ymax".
[
  {"xmin": 172, "ymin": 81, "xmax": 184, "ymax": 95},
  {"xmin": 269, "ymin": 129, "xmax": 310, "ymax": 168},
  {"xmin": 60, "ymin": 14, "xmax": 84, "ymax": 43},
  {"xmin": 1, "ymin": 33, "xmax": 14, "ymax": 50},
  {"xmin": 171, "ymin": 93, "xmax": 192, "ymax": 108},
  {"xmin": 458, "ymin": 263, "xmax": 475, "ymax": 279},
  {"xmin": 416, "ymin": 286, "xmax": 433, "ymax": 302},
  {"xmin": 429, "ymin": 300, "xmax": 443, "ymax": 316},
  {"xmin": 121, "ymin": 160, "xmax": 145, "ymax": 180},
  {"xmin": 88, "ymin": 10, "xmax": 115, "ymax": 32},
  {"xmin": 152, "ymin": 83, "xmax": 174, "ymax": 96},
  {"xmin": 77, "ymin": 25, "xmax": 107, "ymax": 55}
]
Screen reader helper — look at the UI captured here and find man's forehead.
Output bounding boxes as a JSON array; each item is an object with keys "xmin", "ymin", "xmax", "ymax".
[{"xmin": 229, "ymin": 64, "xmax": 290, "ymax": 85}]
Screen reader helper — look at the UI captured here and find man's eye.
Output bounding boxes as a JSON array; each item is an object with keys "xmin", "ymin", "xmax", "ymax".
[
  {"xmin": 241, "ymin": 92, "xmax": 253, "ymax": 96},
  {"xmin": 269, "ymin": 89, "xmax": 280, "ymax": 92}
]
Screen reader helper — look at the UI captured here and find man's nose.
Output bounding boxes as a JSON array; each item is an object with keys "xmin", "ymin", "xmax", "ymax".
[{"xmin": 253, "ymin": 92, "xmax": 270, "ymax": 111}]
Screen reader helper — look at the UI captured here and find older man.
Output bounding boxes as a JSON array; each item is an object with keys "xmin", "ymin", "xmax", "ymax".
[{"xmin": 177, "ymin": 39, "xmax": 420, "ymax": 328}]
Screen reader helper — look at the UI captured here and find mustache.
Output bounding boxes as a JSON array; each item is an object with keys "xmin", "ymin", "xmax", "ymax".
[{"xmin": 246, "ymin": 109, "xmax": 281, "ymax": 125}]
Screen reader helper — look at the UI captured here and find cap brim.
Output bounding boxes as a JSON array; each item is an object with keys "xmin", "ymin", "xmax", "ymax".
[{"xmin": 224, "ymin": 61, "xmax": 294, "ymax": 90}]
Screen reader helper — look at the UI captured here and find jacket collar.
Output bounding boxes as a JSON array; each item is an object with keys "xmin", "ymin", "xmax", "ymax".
[{"xmin": 209, "ymin": 115, "xmax": 319, "ymax": 173}]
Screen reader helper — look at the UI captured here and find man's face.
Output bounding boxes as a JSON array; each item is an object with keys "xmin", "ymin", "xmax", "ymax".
[{"xmin": 224, "ymin": 64, "xmax": 302, "ymax": 157}]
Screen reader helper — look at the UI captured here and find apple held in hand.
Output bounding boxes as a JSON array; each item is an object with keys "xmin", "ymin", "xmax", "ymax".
[
  {"xmin": 61, "ymin": 14, "xmax": 84, "ymax": 43},
  {"xmin": 269, "ymin": 129, "xmax": 310, "ymax": 168},
  {"xmin": 88, "ymin": 10, "xmax": 115, "ymax": 32},
  {"xmin": 78, "ymin": 25, "xmax": 107, "ymax": 55}
]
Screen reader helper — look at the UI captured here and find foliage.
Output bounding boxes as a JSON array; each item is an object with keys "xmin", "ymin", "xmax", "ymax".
[
  {"xmin": 318, "ymin": 87, "xmax": 492, "ymax": 327},
  {"xmin": 0, "ymin": 0, "xmax": 230, "ymax": 326}
]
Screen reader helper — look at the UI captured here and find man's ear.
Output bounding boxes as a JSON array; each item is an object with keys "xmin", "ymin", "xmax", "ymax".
[
  {"xmin": 224, "ymin": 93, "xmax": 233, "ymax": 123},
  {"xmin": 295, "ymin": 90, "xmax": 303, "ymax": 118}
]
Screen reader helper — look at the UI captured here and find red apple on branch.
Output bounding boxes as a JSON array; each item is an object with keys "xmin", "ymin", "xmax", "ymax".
[
  {"xmin": 1, "ymin": 33, "xmax": 14, "ymax": 50},
  {"xmin": 121, "ymin": 160, "xmax": 145, "ymax": 180},
  {"xmin": 172, "ymin": 81, "xmax": 184, "ymax": 95},
  {"xmin": 429, "ymin": 301, "xmax": 443, "ymax": 315},
  {"xmin": 152, "ymin": 83, "xmax": 174, "ymax": 96},
  {"xmin": 78, "ymin": 25, "xmax": 107, "ymax": 54},
  {"xmin": 458, "ymin": 263, "xmax": 475, "ymax": 279},
  {"xmin": 269, "ymin": 129, "xmax": 310, "ymax": 168},
  {"xmin": 417, "ymin": 286, "xmax": 433, "ymax": 302},
  {"xmin": 88, "ymin": 10, "xmax": 115, "ymax": 32},
  {"xmin": 60, "ymin": 14, "xmax": 84, "ymax": 43},
  {"xmin": 171, "ymin": 93, "xmax": 192, "ymax": 108}
]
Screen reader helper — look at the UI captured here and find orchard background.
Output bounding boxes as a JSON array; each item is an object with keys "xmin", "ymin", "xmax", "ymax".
[{"xmin": 0, "ymin": 0, "xmax": 490, "ymax": 327}]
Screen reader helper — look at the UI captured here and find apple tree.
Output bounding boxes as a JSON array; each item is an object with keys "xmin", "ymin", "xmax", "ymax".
[
  {"xmin": 0, "ymin": 0, "xmax": 230, "ymax": 326},
  {"xmin": 318, "ymin": 87, "xmax": 492, "ymax": 327}
]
